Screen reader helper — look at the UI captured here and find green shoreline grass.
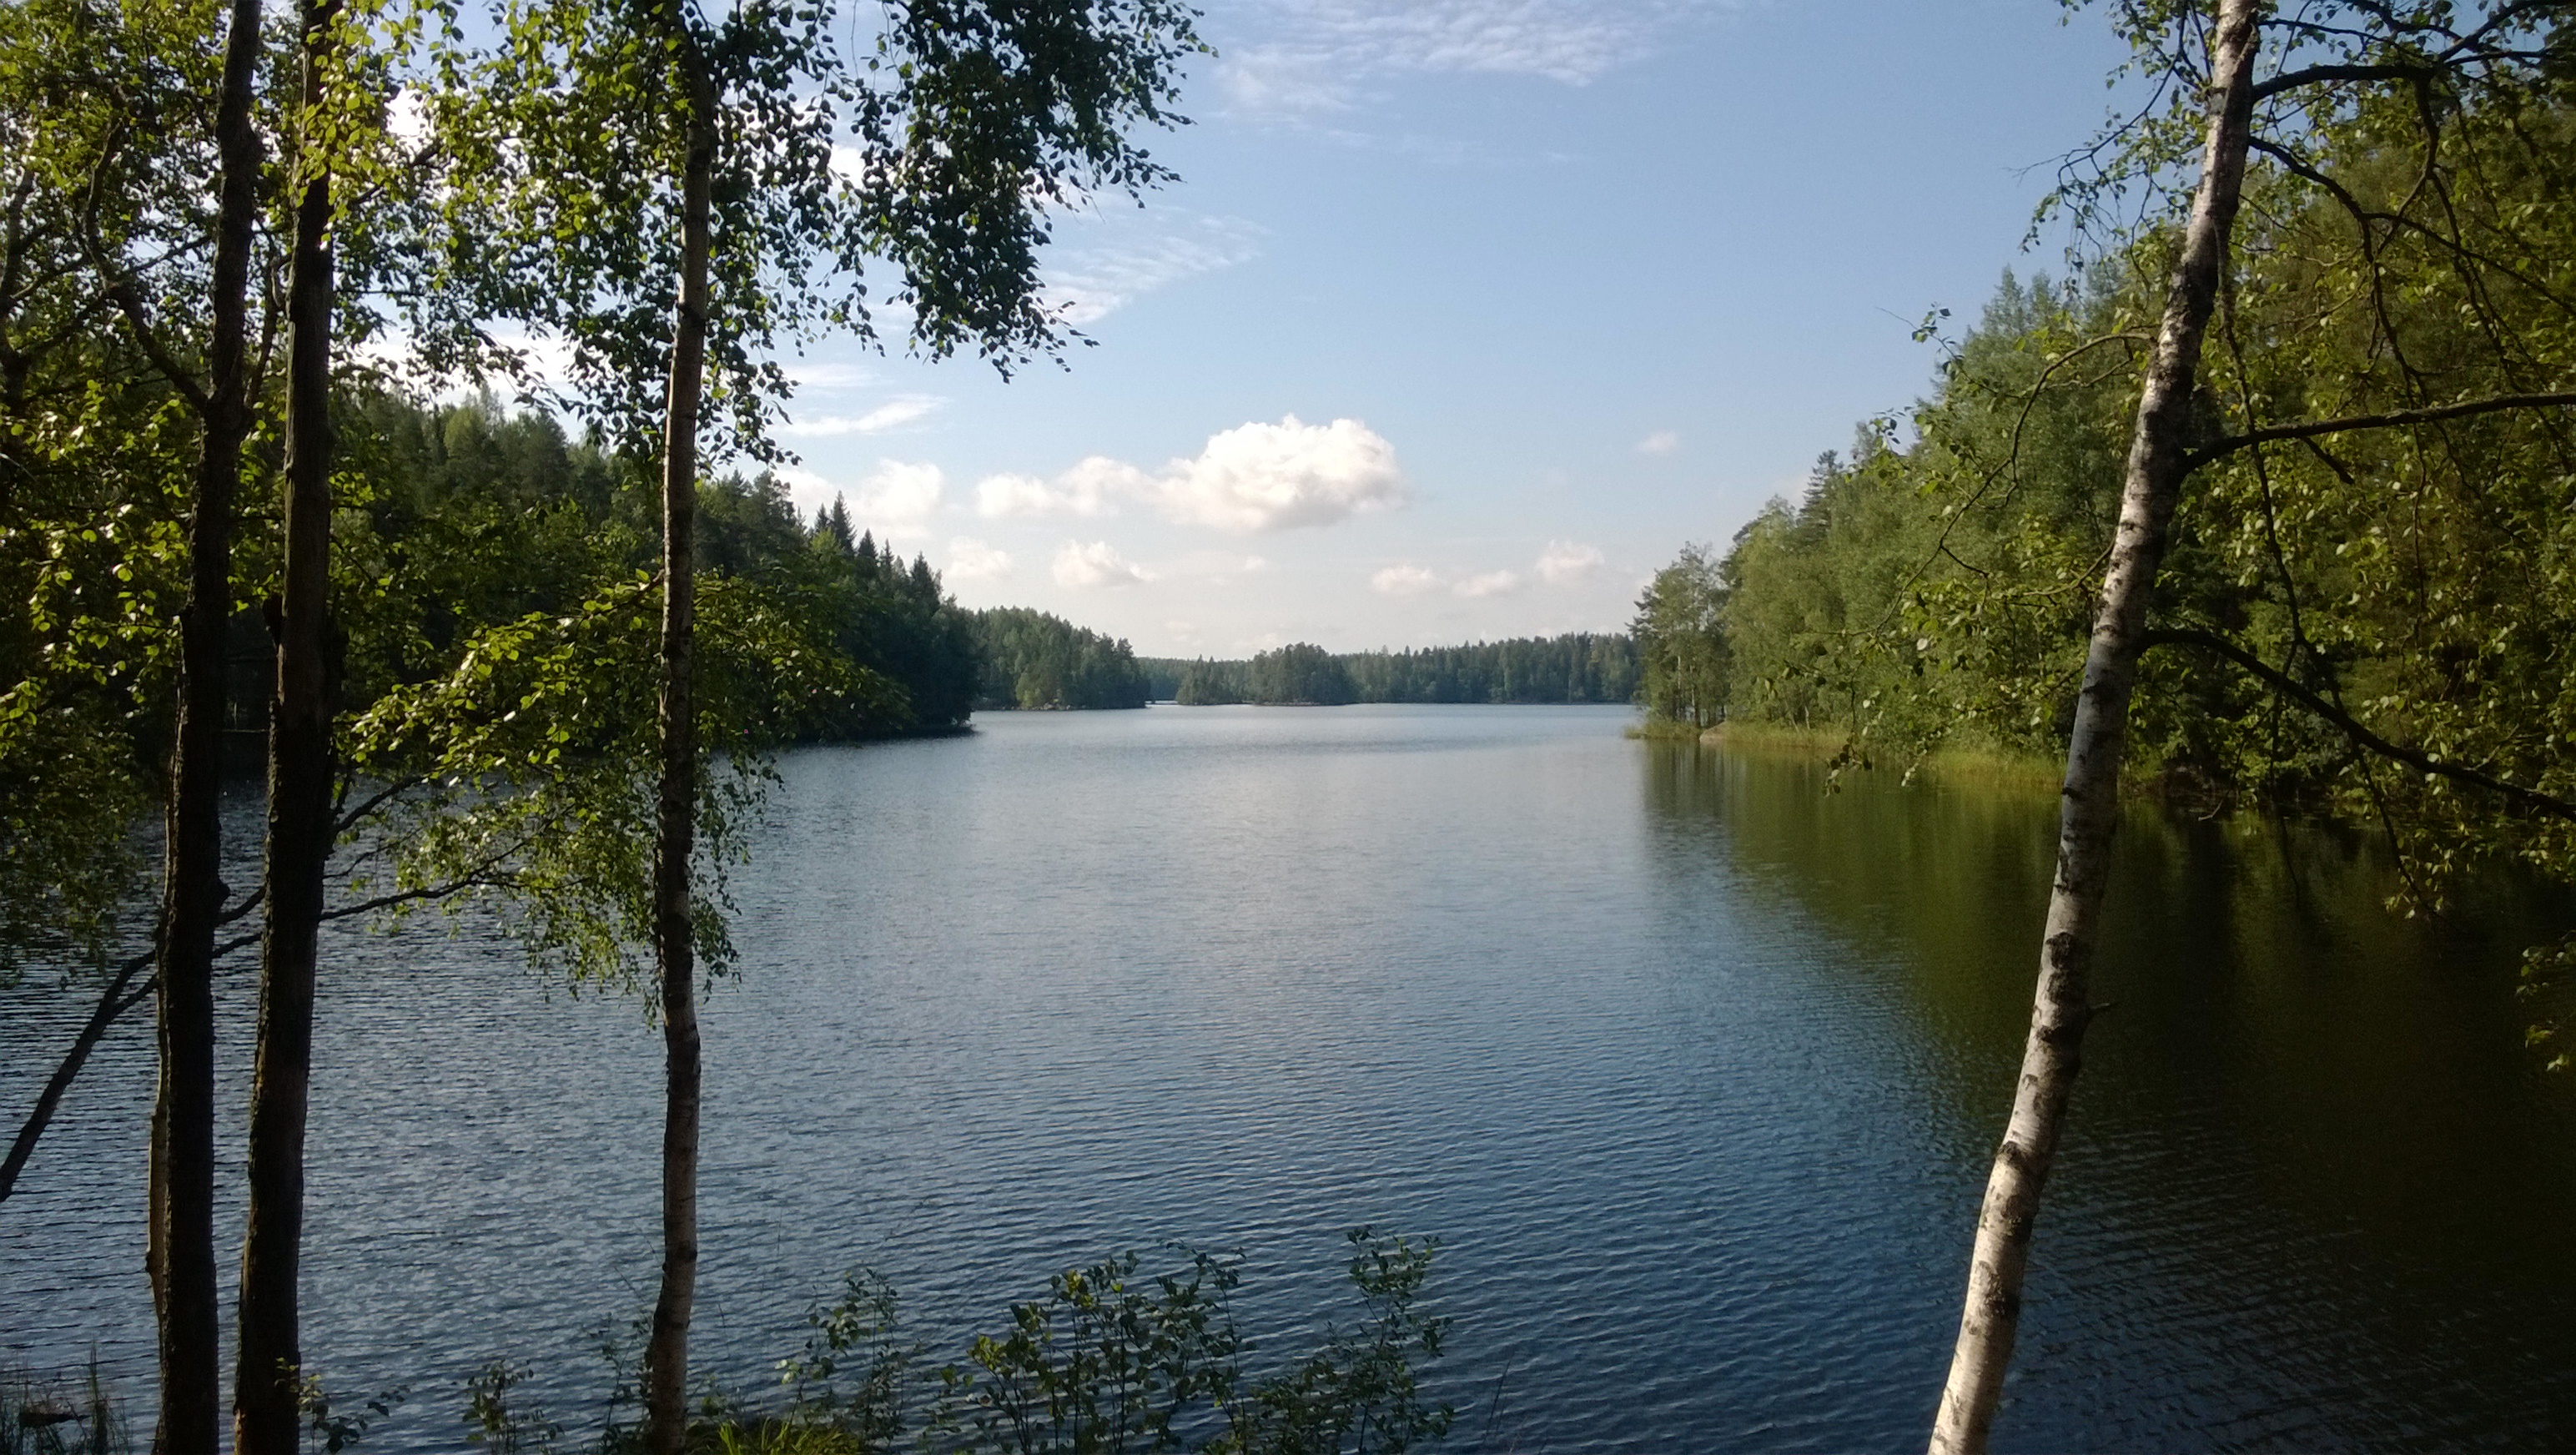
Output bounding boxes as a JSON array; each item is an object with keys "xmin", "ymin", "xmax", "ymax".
[{"xmin": 1627, "ymin": 718, "xmax": 2065, "ymax": 795}]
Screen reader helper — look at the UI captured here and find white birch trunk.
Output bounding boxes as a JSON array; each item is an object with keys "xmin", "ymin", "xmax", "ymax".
[{"xmin": 1927, "ymin": 4, "xmax": 2262, "ymax": 1450}]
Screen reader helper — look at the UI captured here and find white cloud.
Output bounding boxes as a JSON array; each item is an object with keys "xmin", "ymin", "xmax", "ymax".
[
  {"xmin": 774, "ymin": 466, "xmax": 838, "ymax": 519},
  {"xmin": 1636, "ymin": 429, "xmax": 1681, "ymax": 456},
  {"xmin": 1454, "ymin": 569, "xmax": 1523, "ymax": 598},
  {"xmin": 982, "ymin": 416, "xmax": 1405, "ymax": 534},
  {"xmin": 786, "ymin": 360, "xmax": 880, "ymax": 392},
  {"xmin": 1155, "ymin": 415, "xmax": 1406, "ymax": 532},
  {"xmin": 975, "ymin": 459, "xmax": 1138, "ymax": 519},
  {"xmin": 782, "ymin": 395, "xmax": 945, "ymax": 437},
  {"xmin": 388, "ymin": 88, "xmax": 430, "ymax": 149},
  {"xmin": 945, "ymin": 536, "xmax": 1014, "ymax": 583},
  {"xmin": 1054, "ymin": 539, "xmax": 1154, "ymax": 588},
  {"xmin": 1371, "ymin": 563, "xmax": 1442, "ymax": 596},
  {"xmin": 843, "ymin": 460, "xmax": 946, "ymax": 539},
  {"xmin": 1536, "ymin": 540, "xmax": 1606, "ymax": 585}
]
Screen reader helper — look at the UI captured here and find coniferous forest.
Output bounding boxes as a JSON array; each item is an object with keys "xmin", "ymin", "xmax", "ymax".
[{"xmin": 1148, "ymin": 633, "xmax": 1639, "ymax": 706}]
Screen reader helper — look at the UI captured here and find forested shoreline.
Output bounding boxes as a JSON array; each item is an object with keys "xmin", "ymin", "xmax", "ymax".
[
  {"xmin": 1623, "ymin": 18, "xmax": 2576, "ymax": 1424},
  {"xmin": 12, "ymin": 0, "xmax": 2576, "ymax": 1449},
  {"xmin": 1145, "ymin": 633, "xmax": 1638, "ymax": 706}
]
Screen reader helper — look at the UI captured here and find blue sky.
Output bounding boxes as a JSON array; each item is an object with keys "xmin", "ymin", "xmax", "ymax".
[{"xmin": 770, "ymin": 0, "xmax": 2137, "ymax": 657}]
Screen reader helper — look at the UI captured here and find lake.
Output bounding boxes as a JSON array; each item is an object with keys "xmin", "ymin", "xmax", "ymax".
[{"xmin": 6, "ymin": 703, "xmax": 2576, "ymax": 1451}]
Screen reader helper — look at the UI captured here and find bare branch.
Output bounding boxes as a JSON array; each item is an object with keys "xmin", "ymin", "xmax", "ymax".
[{"xmin": 1, "ymin": 947, "xmax": 155, "ymax": 1207}]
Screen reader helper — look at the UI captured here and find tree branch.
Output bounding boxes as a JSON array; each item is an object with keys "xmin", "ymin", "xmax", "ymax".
[
  {"xmin": 2183, "ymin": 390, "xmax": 2576, "ymax": 471},
  {"xmin": 78, "ymin": 123, "xmax": 209, "ymax": 412},
  {"xmin": 335, "ymin": 776, "xmax": 421, "ymax": 837},
  {"xmin": 2141, "ymin": 627, "xmax": 2576, "ymax": 821},
  {"xmin": 0, "ymin": 947, "xmax": 155, "ymax": 1207},
  {"xmin": 2250, "ymin": 61, "xmax": 2431, "ymax": 103}
]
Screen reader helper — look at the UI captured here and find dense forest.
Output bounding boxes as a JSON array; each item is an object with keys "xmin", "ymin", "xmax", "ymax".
[
  {"xmin": 360, "ymin": 394, "xmax": 983, "ymax": 738},
  {"xmin": 1147, "ymin": 632, "xmax": 1639, "ymax": 706},
  {"xmin": 1638, "ymin": 249, "xmax": 2576, "ymax": 885},
  {"xmin": 970, "ymin": 608, "xmax": 1151, "ymax": 710}
]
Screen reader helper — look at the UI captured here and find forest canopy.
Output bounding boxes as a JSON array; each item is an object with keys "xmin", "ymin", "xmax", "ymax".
[
  {"xmin": 1149, "ymin": 633, "xmax": 1639, "ymax": 707},
  {"xmin": 1636, "ymin": 25, "xmax": 2576, "ymax": 936}
]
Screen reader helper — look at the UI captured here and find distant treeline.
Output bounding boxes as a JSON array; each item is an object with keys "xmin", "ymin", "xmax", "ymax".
[
  {"xmin": 969, "ymin": 607, "xmax": 1151, "ymax": 710},
  {"xmin": 1141, "ymin": 633, "xmax": 1639, "ymax": 706}
]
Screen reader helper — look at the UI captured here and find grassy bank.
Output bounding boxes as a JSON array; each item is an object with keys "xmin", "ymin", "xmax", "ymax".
[{"xmin": 1629, "ymin": 719, "xmax": 2066, "ymax": 795}]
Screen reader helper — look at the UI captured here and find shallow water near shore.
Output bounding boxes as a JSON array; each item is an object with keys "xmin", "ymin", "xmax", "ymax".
[{"xmin": 7, "ymin": 703, "xmax": 2575, "ymax": 1451}]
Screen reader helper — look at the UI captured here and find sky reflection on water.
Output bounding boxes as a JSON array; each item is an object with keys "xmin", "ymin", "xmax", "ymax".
[{"xmin": 6, "ymin": 705, "xmax": 2574, "ymax": 1452}]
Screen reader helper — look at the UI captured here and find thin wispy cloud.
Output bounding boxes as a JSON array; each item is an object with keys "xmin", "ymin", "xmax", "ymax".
[
  {"xmin": 1372, "ymin": 562, "xmax": 1444, "ymax": 597},
  {"xmin": 1455, "ymin": 569, "xmax": 1524, "ymax": 598},
  {"xmin": 1216, "ymin": 0, "xmax": 1719, "ymax": 117},
  {"xmin": 781, "ymin": 394, "xmax": 946, "ymax": 437},
  {"xmin": 1636, "ymin": 429, "xmax": 1681, "ymax": 456},
  {"xmin": 1046, "ymin": 216, "xmax": 1264, "ymax": 324}
]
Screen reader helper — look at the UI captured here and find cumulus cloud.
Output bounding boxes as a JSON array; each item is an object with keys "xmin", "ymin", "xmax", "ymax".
[
  {"xmin": 1156, "ymin": 415, "xmax": 1405, "ymax": 531},
  {"xmin": 1636, "ymin": 429, "xmax": 1681, "ymax": 456},
  {"xmin": 853, "ymin": 460, "xmax": 946, "ymax": 533},
  {"xmin": 1454, "ymin": 570, "xmax": 1523, "ymax": 598},
  {"xmin": 1371, "ymin": 563, "xmax": 1443, "ymax": 597},
  {"xmin": 979, "ymin": 416, "xmax": 1405, "ymax": 534},
  {"xmin": 1536, "ymin": 540, "xmax": 1606, "ymax": 584},
  {"xmin": 976, "ymin": 457, "xmax": 1140, "ymax": 519},
  {"xmin": 945, "ymin": 537, "xmax": 1014, "ymax": 583},
  {"xmin": 1054, "ymin": 540, "xmax": 1154, "ymax": 588},
  {"xmin": 782, "ymin": 395, "xmax": 945, "ymax": 437}
]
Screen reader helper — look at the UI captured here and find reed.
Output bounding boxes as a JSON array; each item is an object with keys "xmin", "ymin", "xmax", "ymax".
[{"xmin": 1, "ymin": 1358, "xmax": 128, "ymax": 1455}]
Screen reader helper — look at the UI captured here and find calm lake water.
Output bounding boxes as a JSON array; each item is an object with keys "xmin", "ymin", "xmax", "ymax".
[{"xmin": 7, "ymin": 704, "xmax": 2576, "ymax": 1451}]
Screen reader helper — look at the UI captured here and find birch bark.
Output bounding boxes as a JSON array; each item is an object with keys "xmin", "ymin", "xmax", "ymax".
[
  {"xmin": 641, "ymin": 42, "xmax": 715, "ymax": 1455},
  {"xmin": 1927, "ymin": 3, "xmax": 2262, "ymax": 1450}
]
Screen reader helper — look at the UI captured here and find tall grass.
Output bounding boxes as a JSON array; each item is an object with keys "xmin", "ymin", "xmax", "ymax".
[{"xmin": 1, "ymin": 1359, "xmax": 127, "ymax": 1455}]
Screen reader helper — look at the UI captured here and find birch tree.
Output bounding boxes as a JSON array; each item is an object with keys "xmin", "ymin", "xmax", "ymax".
[
  {"xmin": 420, "ymin": 3, "xmax": 1205, "ymax": 1449},
  {"xmin": 1932, "ymin": 5, "xmax": 2576, "ymax": 1449}
]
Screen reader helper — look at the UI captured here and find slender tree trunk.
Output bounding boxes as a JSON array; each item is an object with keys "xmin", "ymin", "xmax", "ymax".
[
  {"xmin": 1925, "ymin": 6, "xmax": 2261, "ymax": 1452},
  {"xmin": 3, "ymin": 952, "xmax": 153, "ymax": 1206},
  {"xmin": 234, "ymin": 4, "xmax": 337, "ymax": 1448},
  {"xmin": 641, "ymin": 50, "xmax": 716, "ymax": 1455},
  {"xmin": 152, "ymin": 0, "xmax": 263, "ymax": 1447}
]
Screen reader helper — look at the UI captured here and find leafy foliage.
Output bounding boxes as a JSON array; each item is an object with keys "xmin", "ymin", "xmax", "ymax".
[{"xmin": 1666, "ymin": 6, "xmax": 2576, "ymax": 945}]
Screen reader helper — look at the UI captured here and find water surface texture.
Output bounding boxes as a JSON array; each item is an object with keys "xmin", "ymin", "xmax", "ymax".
[{"xmin": 8, "ymin": 705, "xmax": 2576, "ymax": 1450}]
